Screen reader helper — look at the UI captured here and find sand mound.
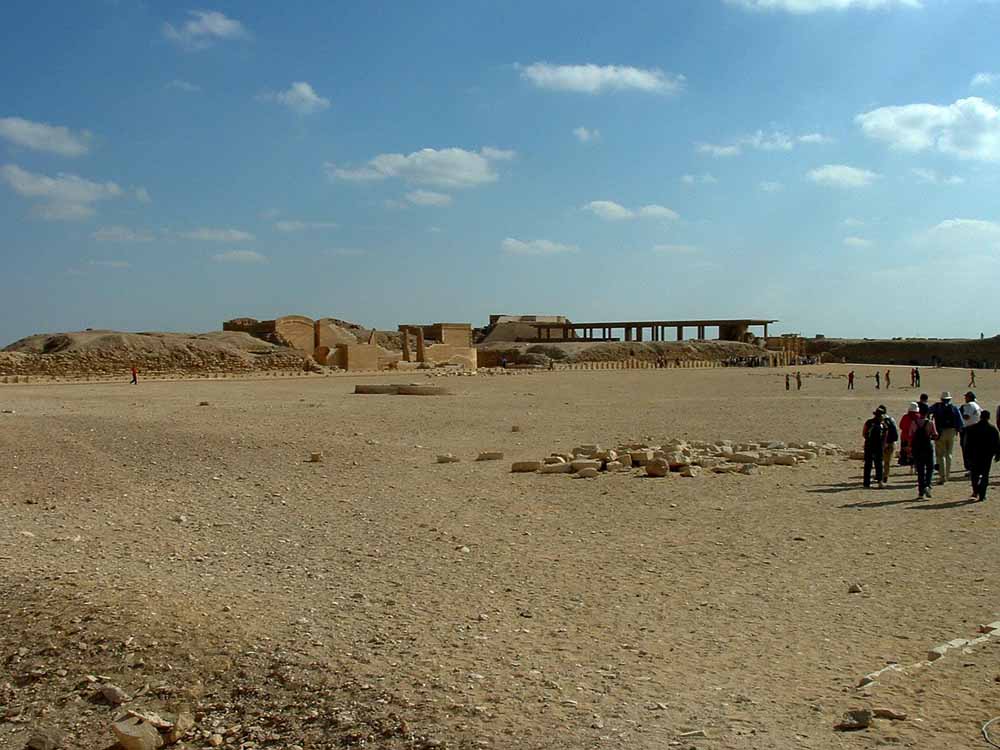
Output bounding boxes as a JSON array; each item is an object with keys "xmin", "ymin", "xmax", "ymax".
[{"xmin": 1, "ymin": 330, "xmax": 304, "ymax": 377}]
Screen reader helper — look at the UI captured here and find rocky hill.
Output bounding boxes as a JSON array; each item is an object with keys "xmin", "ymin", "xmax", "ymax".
[{"xmin": 805, "ymin": 336, "xmax": 1000, "ymax": 367}]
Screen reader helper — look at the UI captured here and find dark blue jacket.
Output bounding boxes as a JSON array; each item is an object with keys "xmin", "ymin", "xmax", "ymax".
[{"xmin": 929, "ymin": 402, "xmax": 963, "ymax": 432}]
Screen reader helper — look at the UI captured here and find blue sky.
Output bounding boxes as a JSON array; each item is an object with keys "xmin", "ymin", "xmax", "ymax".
[{"xmin": 3, "ymin": 0, "xmax": 1000, "ymax": 345}]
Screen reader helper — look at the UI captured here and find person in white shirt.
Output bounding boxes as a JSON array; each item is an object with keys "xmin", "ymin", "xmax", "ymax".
[{"xmin": 961, "ymin": 391, "xmax": 983, "ymax": 472}]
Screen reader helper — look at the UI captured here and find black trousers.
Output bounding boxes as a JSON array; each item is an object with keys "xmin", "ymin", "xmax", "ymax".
[
  {"xmin": 863, "ymin": 450, "xmax": 883, "ymax": 486},
  {"xmin": 970, "ymin": 462, "xmax": 992, "ymax": 499},
  {"xmin": 915, "ymin": 458, "xmax": 934, "ymax": 495}
]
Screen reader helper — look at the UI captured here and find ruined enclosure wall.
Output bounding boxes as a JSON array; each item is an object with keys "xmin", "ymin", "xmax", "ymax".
[
  {"xmin": 423, "ymin": 344, "xmax": 477, "ymax": 369},
  {"xmin": 333, "ymin": 344, "xmax": 380, "ymax": 371},
  {"xmin": 272, "ymin": 316, "xmax": 316, "ymax": 353}
]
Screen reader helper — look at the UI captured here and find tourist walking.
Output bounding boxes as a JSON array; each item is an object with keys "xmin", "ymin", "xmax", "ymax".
[
  {"xmin": 963, "ymin": 410, "xmax": 1000, "ymax": 501},
  {"xmin": 130, "ymin": 366, "xmax": 138, "ymax": 385},
  {"xmin": 960, "ymin": 391, "xmax": 983, "ymax": 472},
  {"xmin": 969, "ymin": 369, "xmax": 977, "ymax": 388},
  {"xmin": 877, "ymin": 405, "xmax": 899, "ymax": 480},
  {"xmin": 898, "ymin": 402, "xmax": 920, "ymax": 472},
  {"xmin": 847, "ymin": 371, "xmax": 855, "ymax": 390},
  {"xmin": 796, "ymin": 371, "xmax": 802, "ymax": 391},
  {"xmin": 911, "ymin": 402, "xmax": 939, "ymax": 499},
  {"xmin": 914, "ymin": 367, "xmax": 921, "ymax": 387},
  {"xmin": 785, "ymin": 373, "xmax": 790, "ymax": 391},
  {"xmin": 875, "ymin": 371, "xmax": 881, "ymax": 390},
  {"xmin": 929, "ymin": 392, "xmax": 963, "ymax": 483},
  {"xmin": 862, "ymin": 408, "xmax": 889, "ymax": 489},
  {"xmin": 885, "ymin": 369, "xmax": 891, "ymax": 389}
]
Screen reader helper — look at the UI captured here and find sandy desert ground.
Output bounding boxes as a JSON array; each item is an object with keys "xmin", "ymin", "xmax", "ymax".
[{"xmin": 2, "ymin": 363, "xmax": 999, "ymax": 750}]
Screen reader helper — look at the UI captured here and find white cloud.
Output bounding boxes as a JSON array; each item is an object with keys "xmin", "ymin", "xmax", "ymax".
[
  {"xmin": 134, "ymin": 187, "xmax": 152, "ymax": 203},
  {"xmin": 652, "ymin": 243, "xmax": 699, "ymax": 254},
  {"xmin": 518, "ymin": 63, "xmax": 684, "ymax": 95},
  {"xmin": 166, "ymin": 79, "xmax": 201, "ymax": 92},
  {"xmin": 725, "ymin": 0, "xmax": 920, "ymax": 12},
  {"xmin": 163, "ymin": 10, "xmax": 250, "ymax": 50},
  {"xmin": 273, "ymin": 220, "xmax": 338, "ymax": 232},
  {"xmin": 759, "ymin": 180, "xmax": 784, "ymax": 192},
  {"xmin": 928, "ymin": 218, "xmax": 1000, "ymax": 239},
  {"xmin": 0, "ymin": 117, "xmax": 90, "ymax": 157},
  {"xmin": 971, "ymin": 72, "xmax": 999, "ymax": 88},
  {"xmin": 180, "ymin": 227, "xmax": 255, "ymax": 242},
  {"xmin": 843, "ymin": 236, "xmax": 873, "ymax": 247},
  {"xmin": 89, "ymin": 260, "xmax": 130, "ymax": 269},
  {"xmin": 843, "ymin": 217, "xmax": 866, "ymax": 227},
  {"xmin": 327, "ymin": 146, "xmax": 513, "ymax": 189},
  {"xmin": 0, "ymin": 163, "xmax": 122, "ymax": 220},
  {"xmin": 212, "ymin": 250, "xmax": 267, "ymax": 264},
  {"xmin": 502, "ymin": 238, "xmax": 578, "ymax": 256},
  {"xmin": 742, "ymin": 130, "xmax": 794, "ymax": 151},
  {"xmin": 681, "ymin": 173, "xmax": 717, "ymax": 185},
  {"xmin": 92, "ymin": 226, "xmax": 154, "ymax": 242},
  {"xmin": 807, "ymin": 163, "xmax": 879, "ymax": 188},
  {"xmin": 573, "ymin": 126, "xmax": 601, "ymax": 143},
  {"xmin": 582, "ymin": 200, "xmax": 678, "ymax": 221},
  {"xmin": 259, "ymin": 82, "xmax": 330, "ymax": 114},
  {"xmin": 798, "ymin": 132, "xmax": 834, "ymax": 144},
  {"xmin": 405, "ymin": 190, "xmax": 452, "ymax": 206},
  {"xmin": 856, "ymin": 97, "xmax": 1000, "ymax": 162},
  {"xmin": 697, "ymin": 142, "xmax": 741, "ymax": 157},
  {"xmin": 910, "ymin": 167, "xmax": 963, "ymax": 185}
]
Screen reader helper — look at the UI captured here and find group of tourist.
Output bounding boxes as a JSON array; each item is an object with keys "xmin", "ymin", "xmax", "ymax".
[
  {"xmin": 862, "ymin": 391, "xmax": 1000, "ymax": 501},
  {"xmin": 848, "ymin": 368, "xmax": 976, "ymax": 391}
]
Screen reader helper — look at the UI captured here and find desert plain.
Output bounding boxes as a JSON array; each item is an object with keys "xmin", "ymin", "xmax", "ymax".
[{"xmin": 2, "ymin": 363, "xmax": 999, "ymax": 750}]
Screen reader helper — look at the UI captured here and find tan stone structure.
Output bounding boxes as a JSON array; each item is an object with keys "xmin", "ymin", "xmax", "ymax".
[
  {"xmin": 399, "ymin": 323, "xmax": 477, "ymax": 370},
  {"xmin": 224, "ymin": 315, "xmax": 388, "ymax": 371},
  {"xmin": 528, "ymin": 318, "xmax": 776, "ymax": 343}
]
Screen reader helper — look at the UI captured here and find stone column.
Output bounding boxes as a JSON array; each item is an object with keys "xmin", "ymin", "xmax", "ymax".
[
  {"xmin": 636, "ymin": 326, "xmax": 643, "ymax": 342},
  {"xmin": 401, "ymin": 328, "xmax": 410, "ymax": 362},
  {"xmin": 416, "ymin": 328, "xmax": 426, "ymax": 362},
  {"xmin": 697, "ymin": 325, "xmax": 705, "ymax": 340},
  {"xmin": 625, "ymin": 327, "xmax": 632, "ymax": 342},
  {"xmin": 676, "ymin": 326, "xmax": 683, "ymax": 341}
]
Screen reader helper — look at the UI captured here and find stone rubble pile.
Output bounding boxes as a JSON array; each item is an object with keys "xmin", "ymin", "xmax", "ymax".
[{"xmin": 506, "ymin": 439, "xmax": 846, "ymax": 479}]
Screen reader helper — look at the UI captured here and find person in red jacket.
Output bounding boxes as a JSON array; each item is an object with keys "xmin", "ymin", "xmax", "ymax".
[
  {"xmin": 130, "ymin": 366, "xmax": 138, "ymax": 385},
  {"xmin": 898, "ymin": 402, "xmax": 920, "ymax": 470}
]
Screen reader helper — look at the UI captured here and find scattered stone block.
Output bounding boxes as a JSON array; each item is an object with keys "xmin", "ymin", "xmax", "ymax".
[
  {"xmin": 476, "ymin": 452, "xmax": 504, "ymax": 461},
  {"xmin": 730, "ymin": 452, "xmax": 760, "ymax": 464},
  {"xmin": 873, "ymin": 708, "xmax": 907, "ymax": 721},
  {"xmin": 645, "ymin": 459, "xmax": 670, "ymax": 477},
  {"xmin": 570, "ymin": 459, "xmax": 601, "ymax": 472},
  {"xmin": 198, "ymin": 401, "xmax": 209, "ymax": 407},
  {"xmin": 576, "ymin": 467, "xmax": 599, "ymax": 478},
  {"xmin": 848, "ymin": 582, "xmax": 863, "ymax": 594},
  {"xmin": 927, "ymin": 645, "xmax": 949, "ymax": 661},
  {"xmin": 544, "ymin": 456, "xmax": 566, "ymax": 464},
  {"xmin": 437, "ymin": 454, "xmax": 460, "ymax": 464},
  {"xmin": 680, "ymin": 466, "xmax": 702, "ymax": 477},
  {"xmin": 605, "ymin": 461, "xmax": 623, "ymax": 472},
  {"xmin": 739, "ymin": 463, "xmax": 759, "ymax": 475},
  {"xmin": 308, "ymin": 452, "xmax": 323, "ymax": 463},
  {"xmin": 630, "ymin": 450, "xmax": 654, "ymax": 466},
  {"xmin": 772, "ymin": 455, "xmax": 797, "ymax": 466},
  {"xmin": 539, "ymin": 462, "xmax": 574, "ymax": 474},
  {"xmin": 511, "ymin": 461, "xmax": 542, "ymax": 473}
]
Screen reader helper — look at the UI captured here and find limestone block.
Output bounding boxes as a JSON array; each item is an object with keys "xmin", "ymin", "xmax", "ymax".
[
  {"xmin": 476, "ymin": 451, "xmax": 504, "ymax": 461},
  {"xmin": 511, "ymin": 461, "xmax": 542, "ymax": 473},
  {"xmin": 619, "ymin": 454, "xmax": 634, "ymax": 468},
  {"xmin": 663, "ymin": 452, "xmax": 689, "ymax": 469},
  {"xmin": 437, "ymin": 454, "xmax": 460, "ymax": 463},
  {"xmin": 712, "ymin": 464, "xmax": 741, "ymax": 474},
  {"xmin": 645, "ymin": 459, "xmax": 670, "ymax": 477},
  {"xmin": 605, "ymin": 461, "xmax": 624, "ymax": 472},
  {"xmin": 680, "ymin": 465, "xmax": 702, "ymax": 477},
  {"xmin": 576, "ymin": 467, "xmax": 600, "ymax": 478},
  {"xmin": 772, "ymin": 455, "xmax": 798, "ymax": 466},
  {"xmin": 544, "ymin": 456, "xmax": 566, "ymax": 465},
  {"xmin": 730, "ymin": 452, "xmax": 760, "ymax": 464},
  {"xmin": 630, "ymin": 450, "xmax": 654, "ymax": 466},
  {"xmin": 739, "ymin": 463, "xmax": 759, "ymax": 475},
  {"xmin": 111, "ymin": 717, "xmax": 164, "ymax": 750},
  {"xmin": 571, "ymin": 459, "xmax": 602, "ymax": 472},
  {"xmin": 539, "ymin": 463, "xmax": 574, "ymax": 474}
]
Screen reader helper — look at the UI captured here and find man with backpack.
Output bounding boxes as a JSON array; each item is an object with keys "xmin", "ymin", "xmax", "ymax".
[
  {"xmin": 910, "ymin": 402, "xmax": 939, "ymax": 499},
  {"xmin": 862, "ymin": 408, "xmax": 890, "ymax": 489},
  {"xmin": 876, "ymin": 405, "xmax": 899, "ymax": 480},
  {"xmin": 930, "ymin": 391, "xmax": 963, "ymax": 484}
]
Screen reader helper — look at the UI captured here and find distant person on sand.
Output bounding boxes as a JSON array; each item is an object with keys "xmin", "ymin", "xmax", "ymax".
[
  {"xmin": 929, "ymin": 391, "xmax": 963, "ymax": 484},
  {"xmin": 862, "ymin": 408, "xmax": 889, "ymax": 489},
  {"xmin": 969, "ymin": 369, "xmax": 977, "ymax": 388},
  {"xmin": 885, "ymin": 369, "xmax": 891, "ymax": 389},
  {"xmin": 875, "ymin": 371, "xmax": 881, "ymax": 390},
  {"xmin": 964, "ymin": 410, "xmax": 1000, "ymax": 501},
  {"xmin": 130, "ymin": 366, "xmax": 138, "ymax": 385},
  {"xmin": 877, "ymin": 405, "xmax": 899, "ymax": 480},
  {"xmin": 911, "ymin": 402, "xmax": 939, "ymax": 499},
  {"xmin": 847, "ymin": 371, "xmax": 855, "ymax": 390},
  {"xmin": 914, "ymin": 367, "xmax": 921, "ymax": 387},
  {"xmin": 796, "ymin": 371, "xmax": 802, "ymax": 391},
  {"xmin": 785, "ymin": 373, "xmax": 790, "ymax": 391}
]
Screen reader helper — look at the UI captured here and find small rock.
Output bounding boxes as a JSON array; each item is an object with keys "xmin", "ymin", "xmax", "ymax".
[
  {"xmin": 476, "ymin": 451, "xmax": 504, "ymax": 461},
  {"xmin": 26, "ymin": 727, "xmax": 64, "ymax": 750},
  {"xmin": 510, "ymin": 461, "xmax": 542, "ymax": 473},
  {"xmin": 511, "ymin": 425, "xmax": 521, "ymax": 432},
  {"xmin": 834, "ymin": 708, "xmax": 872, "ymax": 731},
  {"xmin": 308, "ymin": 451, "xmax": 323, "ymax": 463},
  {"xmin": 198, "ymin": 401, "xmax": 209, "ymax": 407},
  {"xmin": 873, "ymin": 707, "xmax": 907, "ymax": 721},
  {"xmin": 927, "ymin": 645, "xmax": 949, "ymax": 661},
  {"xmin": 848, "ymin": 582, "xmax": 863, "ymax": 594},
  {"xmin": 576, "ymin": 468, "xmax": 599, "ymax": 478},
  {"xmin": 539, "ymin": 462, "xmax": 574, "ymax": 474},
  {"xmin": 111, "ymin": 717, "xmax": 163, "ymax": 750},
  {"xmin": 208, "ymin": 734, "xmax": 224, "ymax": 747},
  {"xmin": 163, "ymin": 711, "xmax": 195, "ymax": 744},
  {"xmin": 436, "ymin": 454, "xmax": 460, "ymax": 464},
  {"xmin": 739, "ymin": 463, "xmax": 759, "ymax": 475},
  {"xmin": 99, "ymin": 683, "xmax": 130, "ymax": 706},
  {"xmin": 680, "ymin": 465, "xmax": 702, "ymax": 478},
  {"xmin": 570, "ymin": 459, "xmax": 601, "ymax": 472}
]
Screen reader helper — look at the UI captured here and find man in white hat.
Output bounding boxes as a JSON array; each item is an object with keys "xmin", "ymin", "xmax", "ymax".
[
  {"xmin": 930, "ymin": 391, "xmax": 963, "ymax": 484},
  {"xmin": 961, "ymin": 391, "xmax": 983, "ymax": 473}
]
